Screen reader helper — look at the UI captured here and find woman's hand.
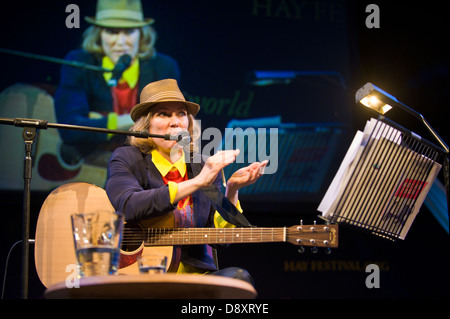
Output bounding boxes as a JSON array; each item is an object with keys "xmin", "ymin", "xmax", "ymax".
[
  {"xmin": 174, "ymin": 150, "xmax": 240, "ymax": 203},
  {"xmin": 196, "ymin": 150, "xmax": 240, "ymax": 188},
  {"xmin": 225, "ymin": 160, "xmax": 268, "ymax": 205}
]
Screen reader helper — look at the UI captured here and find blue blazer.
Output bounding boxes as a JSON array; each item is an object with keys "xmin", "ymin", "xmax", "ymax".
[{"xmin": 106, "ymin": 146, "xmax": 221, "ymax": 271}]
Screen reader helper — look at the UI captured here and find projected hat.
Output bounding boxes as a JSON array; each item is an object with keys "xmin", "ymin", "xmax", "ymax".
[{"xmin": 85, "ymin": 0, "xmax": 154, "ymax": 28}]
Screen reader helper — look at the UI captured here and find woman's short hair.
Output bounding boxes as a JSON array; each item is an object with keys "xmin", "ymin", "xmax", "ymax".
[{"xmin": 81, "ymin": 25, "xmax": 157, "ymax": 60}]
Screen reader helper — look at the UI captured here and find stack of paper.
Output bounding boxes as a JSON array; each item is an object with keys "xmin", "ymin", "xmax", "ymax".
[{"xmin": 318, "ymin": 118, "xmax": 441, "ymax": 240}]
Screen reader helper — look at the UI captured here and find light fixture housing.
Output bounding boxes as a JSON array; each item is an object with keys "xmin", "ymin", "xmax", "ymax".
[
  {"xmin": 355, "ymin": 82, "xmax": 398, "ymax": 114},
  {"xmin": 355, "ymin": 82, "xmax": 449, "ymax": 154}
]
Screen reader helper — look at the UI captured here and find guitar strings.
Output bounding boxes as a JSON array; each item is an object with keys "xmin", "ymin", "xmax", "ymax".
[
  {"xmin": 121, "ymin": 228, "xmax": 286, "ymax": 244},
  {"xmin": 120, "ymin": 227, "xmax": 333, "ymax": 246}
]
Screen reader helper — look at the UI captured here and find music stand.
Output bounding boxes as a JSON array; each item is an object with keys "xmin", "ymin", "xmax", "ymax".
[{"xmin": 318, "ymin": 117, "xmax": 445, "ymax": 240}]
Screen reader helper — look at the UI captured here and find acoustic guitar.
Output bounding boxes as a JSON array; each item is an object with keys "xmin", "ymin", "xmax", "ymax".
[{"xmin": 35, "ymin": 182, "xmax": 338, "ymax": 288}]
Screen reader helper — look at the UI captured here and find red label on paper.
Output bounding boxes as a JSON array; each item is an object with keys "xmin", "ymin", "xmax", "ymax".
[{"xmin": 395, "ymin": 179, "xmax": 428, "ymax": 199}]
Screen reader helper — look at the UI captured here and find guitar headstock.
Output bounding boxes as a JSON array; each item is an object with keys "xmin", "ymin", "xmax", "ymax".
[{"xmin": 286, "ymin": 224, "xmax": 338, "ymax": 248}]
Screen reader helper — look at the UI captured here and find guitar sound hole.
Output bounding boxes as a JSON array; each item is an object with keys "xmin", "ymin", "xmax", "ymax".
[{"xmin": 121, "ymin": 223, "xmax": 145, "ymax": 252}]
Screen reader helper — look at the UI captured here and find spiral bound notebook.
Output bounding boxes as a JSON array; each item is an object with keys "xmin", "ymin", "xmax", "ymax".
[{"xmin": 318, "ymin": 118, "xmax": 442, "ymax": 240}]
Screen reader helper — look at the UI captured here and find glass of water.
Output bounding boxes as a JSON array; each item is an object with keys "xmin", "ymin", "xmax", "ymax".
[
  {"xmin": 137, "ymin": 254, "xmax": 168, "ymax": 274},
  {"xmin": 71, "ymin": 210, "xmax": 123, "ymax": 277}
]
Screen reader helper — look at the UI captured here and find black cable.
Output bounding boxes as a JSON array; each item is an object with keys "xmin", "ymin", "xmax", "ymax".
[{"xmin": 1, "ymin": 239, "xmax": 34, "ymax": 299}]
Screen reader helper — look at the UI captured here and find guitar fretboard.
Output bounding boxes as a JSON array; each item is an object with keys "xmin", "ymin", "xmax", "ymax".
[
  {"xmin": 144, "ymin": 227, "xmax": 286, "ymax": 246},
  {"xmin": 121, "ymin": 224, "xmax": 338, "ymax": 248}
]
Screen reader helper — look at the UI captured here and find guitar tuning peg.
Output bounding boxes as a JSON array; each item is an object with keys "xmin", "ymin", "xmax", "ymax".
[
  {"xmin": 297, "ymin": 247, "xmax": 305, "ymax": 254},
  {"xmin": 300, "ymin": 219, "xmax": 303, "ymax": 226},
  {"xmin": 325, "ymin": 247, "xmax": 332, "ymax": 255},
  {"xmin": 311, "ymin": 246, "xmax": 318, "ymax": 254}
]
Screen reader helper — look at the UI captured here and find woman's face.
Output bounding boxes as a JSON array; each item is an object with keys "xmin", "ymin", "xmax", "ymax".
[
  {"xmin": 101, "ymin": 28, "xmax": 140, "ymax": 64},
  {"xmin": 148, "ymin": 102, "xmax": 190, "ymax": 156}
]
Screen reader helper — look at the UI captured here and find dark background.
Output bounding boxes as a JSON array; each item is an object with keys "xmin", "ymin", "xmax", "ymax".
[{"xmin": 0, "ymin": 0, "xmax": 448, "ymax": 300}]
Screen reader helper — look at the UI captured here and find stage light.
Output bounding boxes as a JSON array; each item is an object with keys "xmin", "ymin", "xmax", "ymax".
[
  {"xmin": 359, "ymin": 95, "xmax": 392, "ymax": 114},
  {"xmin": 355, "ymin": 82, "xmax": 449, "ymax": 154}
]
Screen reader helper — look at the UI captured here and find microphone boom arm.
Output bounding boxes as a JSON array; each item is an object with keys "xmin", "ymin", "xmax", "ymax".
[
  {"xmin": 0, "ymin": 117, "xmax": 174, "ymax": 140},
  {"xmin": 0, "ymin": 47, "xmax": 112, "ymax": 72}
]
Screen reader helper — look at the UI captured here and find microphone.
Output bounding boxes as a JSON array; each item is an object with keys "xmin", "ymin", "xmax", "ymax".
[
  {"xmin": 130, "ymin": 129, "xmax": 190, "ymax": 145},
  {"xmin": 170, "ymin": 130, "xmax": 191, "ymax": 147},
  {"xmin": 107, "ymin": 54, "xmax": 132, "ymax": 86}
]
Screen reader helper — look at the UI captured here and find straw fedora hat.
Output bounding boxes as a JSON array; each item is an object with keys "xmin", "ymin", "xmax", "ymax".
[
  {"xmin": 130, "ymin": 79, "xmax": 200, "ymax": 121},
  {"xmin": 85, "ymin": 0, "xmax": 154, "ymax": 28}
]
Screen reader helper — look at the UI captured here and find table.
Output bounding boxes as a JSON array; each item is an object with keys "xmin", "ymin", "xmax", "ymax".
[{"xmin": 44, "ymin": 274, "xmax": 257, "ymax": 299}]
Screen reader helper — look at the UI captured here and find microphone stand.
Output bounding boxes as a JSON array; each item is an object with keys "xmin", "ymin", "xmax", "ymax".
[{"xmin": 0, "ymin": 116, "xmax": 173, "ymax": 299}]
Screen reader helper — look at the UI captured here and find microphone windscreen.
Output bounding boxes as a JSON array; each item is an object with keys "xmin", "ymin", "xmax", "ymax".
[
  {"xmin": 177, "ymin": 130, "xmax": 191, "ymax": 147},
  {"xmin": 108, "ymin": 55, "xmax": 132, "ymax": 86},
  {"xmin": 119, "ymin": 54, "xmax": 132, "ymax": 65}
]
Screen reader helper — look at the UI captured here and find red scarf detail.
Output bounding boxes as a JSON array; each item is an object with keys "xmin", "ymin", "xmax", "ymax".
[
  {"xmin": 111, "ymin": 82, "xmax": 138, "ymax": 115},
  {"xmin": 162, "ymin": 169, "xmax": 194, "ymax": 227}
]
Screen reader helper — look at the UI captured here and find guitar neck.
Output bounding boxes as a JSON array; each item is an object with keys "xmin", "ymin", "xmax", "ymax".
[{"xmin": 145, "ymin": 227, "xmax": 287, "ymax": 246}]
